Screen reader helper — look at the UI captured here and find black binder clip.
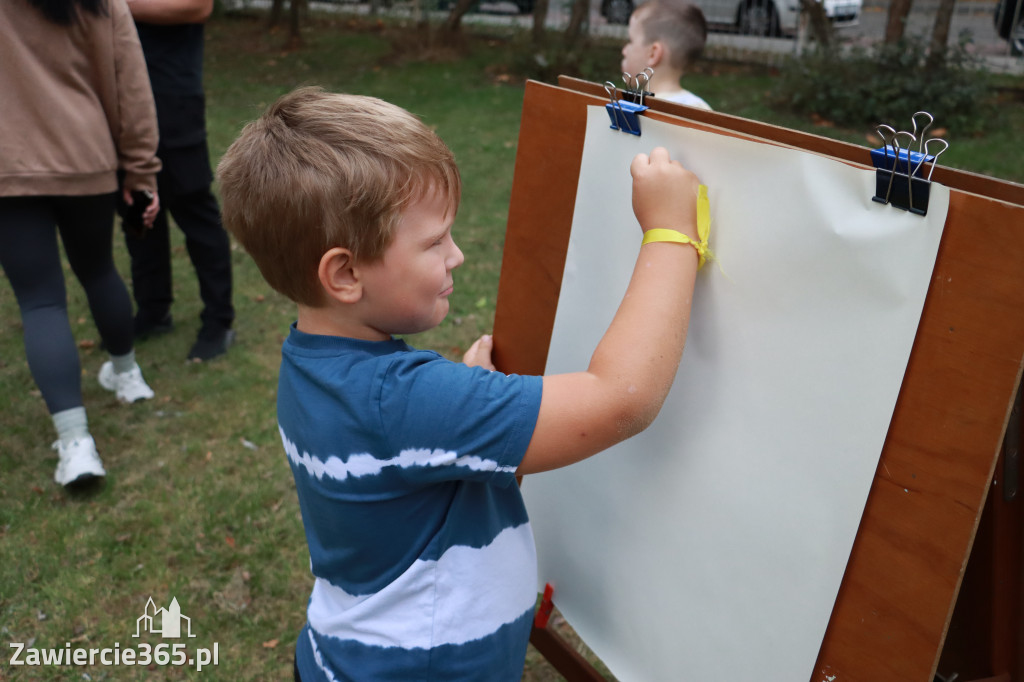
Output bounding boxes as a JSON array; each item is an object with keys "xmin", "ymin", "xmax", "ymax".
[
  {"xmin": 605, "ymin": 68, "xmax": 653, "ymax": 136},
  {"xmin": 869, "ymin": 112, "xmax": 948, "ymax": 217}
]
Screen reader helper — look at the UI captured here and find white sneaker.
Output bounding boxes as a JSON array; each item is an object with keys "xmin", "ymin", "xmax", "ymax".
[
  {"xmin": 98, "ymin": 361, "xmax": 155, "ymax": 403},
  {"xmin": 53, "ymin": 436, "xmax": 106, "ymax": 486}
]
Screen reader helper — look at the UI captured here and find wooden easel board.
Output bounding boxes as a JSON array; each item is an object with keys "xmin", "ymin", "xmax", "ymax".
[{"xmin": 492, "ymin": 77, "xmax": 1024, "ymax": 681}]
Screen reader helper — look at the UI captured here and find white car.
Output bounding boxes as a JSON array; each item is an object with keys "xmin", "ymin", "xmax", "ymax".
[{"xmin": 601, "ymin": 0, "xmax": 861, "ymax": 36}]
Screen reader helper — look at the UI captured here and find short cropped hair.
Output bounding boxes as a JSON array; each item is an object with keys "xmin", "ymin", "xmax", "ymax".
[
  {"xmin": 636, "ymin": 0, "xmax": 707, "ymax": 72},
  {"xmin": 217, "ymin": 86, "xmax": 461, "ymax": 306}
]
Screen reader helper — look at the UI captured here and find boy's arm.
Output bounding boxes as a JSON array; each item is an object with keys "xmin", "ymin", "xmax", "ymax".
[
  {"xmin": 517, "ymin": 147, "xmax": 701, "ymax": 476},
  {"xmin": 126, "ymin": 0, "xmax": 213, "ymax": 24}
]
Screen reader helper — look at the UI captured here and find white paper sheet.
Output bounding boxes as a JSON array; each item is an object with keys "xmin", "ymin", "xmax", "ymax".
[{"xmin": 521, "ymin": 109, "xmax": 950, "ymax": 682}]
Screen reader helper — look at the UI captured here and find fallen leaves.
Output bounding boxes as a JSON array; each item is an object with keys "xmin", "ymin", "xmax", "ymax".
[{"xmin": 810, "ymin": 113, "xmax": 835, "ymax": 128}]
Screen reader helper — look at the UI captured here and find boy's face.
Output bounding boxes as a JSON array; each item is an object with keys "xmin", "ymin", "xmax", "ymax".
[
  {"xmin": 357, "ymin": 188, "xmax": 464, "ymax": 337},
  {"xmin": 621, "ymin": 9, "xmax": 653, "ymax": 76}
]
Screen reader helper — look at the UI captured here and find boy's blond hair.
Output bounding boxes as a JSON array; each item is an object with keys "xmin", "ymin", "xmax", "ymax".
[
  {"xmin": 635, "ymin": 0, "xmax": 707, "ymax": 72},
  {"xmin": 217, "ymin": 86, "xmax": 461, "ymax": 306}
]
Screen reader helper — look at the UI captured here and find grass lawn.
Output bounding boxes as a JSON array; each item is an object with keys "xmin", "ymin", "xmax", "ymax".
[{"xmin": 1, "ymin": 11, "xmax": 1020, "ymax": 681}]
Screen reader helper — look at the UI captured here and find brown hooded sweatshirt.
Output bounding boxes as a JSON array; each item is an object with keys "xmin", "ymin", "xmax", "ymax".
[{"xmin": 0, "ymin": 0, "xmax": 160, "ymax": 197}]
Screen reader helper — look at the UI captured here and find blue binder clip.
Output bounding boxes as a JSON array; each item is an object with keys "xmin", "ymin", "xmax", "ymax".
[
  {"xmin": 605, "ymin": 69, "xmax": 653, "ymax": 136},
  {"xmin": 870, "ymin": 112, "xmax": 948, "ymax": 217},
  {"xmin": 605, "ymin": 96, "xmax": 646, "ymax": 136}
]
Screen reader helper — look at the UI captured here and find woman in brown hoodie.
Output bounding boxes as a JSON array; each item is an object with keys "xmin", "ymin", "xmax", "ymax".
[{"xmin": 0, "ymin": 0, "xmax": 162, "ymax": 487}]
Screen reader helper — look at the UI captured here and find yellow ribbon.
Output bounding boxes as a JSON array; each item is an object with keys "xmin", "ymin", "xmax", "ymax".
[{"xmin": 640, "ymin": 184, "xmax": 714, "ymax": 270}]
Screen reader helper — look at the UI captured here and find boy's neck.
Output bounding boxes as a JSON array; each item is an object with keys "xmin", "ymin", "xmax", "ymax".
[
  {"xmin": 296, "ymin": 303, "xmax": 390, "ymax": 341},
  {"xmin": 648, "ymin": 71, "xmax": 685, "ymax": 97}
]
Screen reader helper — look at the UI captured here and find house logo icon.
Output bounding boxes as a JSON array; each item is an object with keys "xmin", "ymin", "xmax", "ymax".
[{"xmin": 133, "ymin": 597, "xmax": 196, "ymax": 638}]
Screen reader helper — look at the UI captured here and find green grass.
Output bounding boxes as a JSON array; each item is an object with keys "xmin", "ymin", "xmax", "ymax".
[{"xmin": 1, "ymin": 12, "xmax": 1020, "ymax": 681}]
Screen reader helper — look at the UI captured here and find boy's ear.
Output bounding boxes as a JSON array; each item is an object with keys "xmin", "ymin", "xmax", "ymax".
[
  {"xmin": 648, "ymin": 41, "xmax": 666, "ymax": 67},
  {"xmin": 318, "ymin": 247, "xmax": 362, "ymax": 304}
]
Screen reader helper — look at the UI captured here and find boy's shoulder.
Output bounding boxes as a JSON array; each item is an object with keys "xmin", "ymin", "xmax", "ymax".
[
  {"xmin": 658, "ymin": 89, "xmax": 712, "ymax": 110},
  {"xmin": 282, "ymin": 328, "xmax": 479, "ymax": 384}
]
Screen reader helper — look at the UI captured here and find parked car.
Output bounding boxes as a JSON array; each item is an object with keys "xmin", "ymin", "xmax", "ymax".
[
  {"xmin": 994, "ymin": 0, "xmax": 1023, "ymax": 55},
  {"xmin": 600, "ymin": 0, "xmax": 861, "ymax": 36},
  {"xmin": 435, "ymin": 0, "xmax": 535, "ymax": 13}
]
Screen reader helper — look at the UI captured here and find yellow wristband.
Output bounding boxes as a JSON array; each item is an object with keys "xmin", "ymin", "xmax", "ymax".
[
  {"xmin": 642, "ymin": 229, "xmax": 707, "ymax": 265},
  {"xmin": 640, "ymin": 184, "xmax": 713, "ymax": 270}
]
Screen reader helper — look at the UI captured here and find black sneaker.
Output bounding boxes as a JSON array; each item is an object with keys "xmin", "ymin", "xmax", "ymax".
[
  {"xmin": 187, "ymin": 326, "xmax": 235, "ymax": 362},
  {"xmin": 135, "ymin": 313, "xmax": 174, "ymax": 340}
]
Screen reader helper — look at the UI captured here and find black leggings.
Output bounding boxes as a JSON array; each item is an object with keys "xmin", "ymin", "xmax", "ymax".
[{"xmin": 0, "ymin": 194, "xmax": 134, "ymax": 414}]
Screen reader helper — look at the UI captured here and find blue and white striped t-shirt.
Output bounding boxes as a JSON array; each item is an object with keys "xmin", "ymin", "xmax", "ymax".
[{"xmin": 278, "ymin": 325, "xmax": 544, "ymax": 681}]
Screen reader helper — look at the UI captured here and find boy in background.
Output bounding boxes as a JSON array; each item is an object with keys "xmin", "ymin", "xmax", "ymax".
[
  {"xmin": 217, "ymin": 86, "xmax": 708, "ymax": 681},
  {"xmin": 621, "ymin": 0, "xmax": 713, "ymax": 109}
]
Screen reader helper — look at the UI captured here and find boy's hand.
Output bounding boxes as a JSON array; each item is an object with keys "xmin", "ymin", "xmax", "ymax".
[
  {"xmin": 630, "ymin": 147, "xmax": 700, "ymax": 240},
  {"xmin": 463, "ymin": 334, "xmax": 496, "ymax": 371}
]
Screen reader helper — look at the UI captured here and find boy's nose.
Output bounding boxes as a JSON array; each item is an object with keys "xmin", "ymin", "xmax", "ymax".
[{"xmin": 448, "ymin": 242, "xmax": 465, "ymax": 270}]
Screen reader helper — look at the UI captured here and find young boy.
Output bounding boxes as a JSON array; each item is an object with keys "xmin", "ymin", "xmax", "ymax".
[
  {"xmin": 217, "ymin": 86, "xmax": 705, "ymax": 681},
  {"xmin": 621, "ymin": 0, "xmax": 712, "ymax": 110}
]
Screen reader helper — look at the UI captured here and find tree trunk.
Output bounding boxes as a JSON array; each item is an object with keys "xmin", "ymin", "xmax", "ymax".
[
  {"xmin": 926, "ymin": 0, "xmax": 956, "ymax": 69},
  {"xmin": 288, "ymin": 0, "xmax": 305, "ymax": 46},
  {"xmin": 532, "ymin": 0, "xmax": 549, "ymax": 46},
  {"xmin": 563, "ymin": 0, "xmax": 588, "ymax": 49},
  {"xmin": 799, "ymin": 0, "xmax": 834, "ymax": 47},
  {"xmin": 268, "ymin": 0, "xmax": 284, "ymax": 26},
  {"xmin": 443, "ymin": 0, "xmax": 476, "ymax": 31},
  {"xmin": 884, "ymin": 0, "xmax": 913, "ymax": 43}
]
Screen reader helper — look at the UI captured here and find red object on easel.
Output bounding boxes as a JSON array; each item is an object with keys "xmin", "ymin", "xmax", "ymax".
[
  {"xmin": 530, "ymin": 583, "xmax": 606, "ymax": 681},
  {"xmin": 534, "ymin": 583, "xmax": 555, "ymax": 629}
]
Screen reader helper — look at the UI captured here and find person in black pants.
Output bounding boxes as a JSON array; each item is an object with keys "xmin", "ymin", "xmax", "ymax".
[{"xmin": 124, "ymin": 0, "xmax": 235, "ymax": 361}]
